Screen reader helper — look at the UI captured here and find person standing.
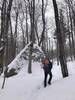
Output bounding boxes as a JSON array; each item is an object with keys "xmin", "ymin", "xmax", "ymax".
[{"xmin": 42, "ymin": 57, "xmax": 53, "ymax": 87}]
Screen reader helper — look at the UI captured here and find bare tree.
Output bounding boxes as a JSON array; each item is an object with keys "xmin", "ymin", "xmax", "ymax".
[
  {"xmin": 1, "ymin": 0, "xmax": 13, "ymax": 89},
  {"xmin": 39, "ymin": 0, "xmax": 45, "ymax": 46},
  {"xmin": 65, "ymin": 0, "xmax": 75, "ymax": 59},
  {"xmin": 0, "ymin": 0, "xmax": 7, "ymax": 74},
  {"xmin": 27, "ymin": 0, "xmax": 35, "ymax": 73},
  {"xmin": 52, "ymin": 0, "xmax": 68, "ymax": 77}
]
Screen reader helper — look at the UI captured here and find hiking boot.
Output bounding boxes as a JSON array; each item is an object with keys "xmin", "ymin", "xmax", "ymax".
[{"xmin": 48, "ymin": 81, "xmax": 51, "ymax": 85}]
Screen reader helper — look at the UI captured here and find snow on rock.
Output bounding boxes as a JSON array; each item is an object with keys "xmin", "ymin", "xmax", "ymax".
[
  {"xmin": 8, "ymin": 42, "xmax": 31, "ymax": 71},
  {"xmin": 8, "ymin": 43, "xmax": 44, "ymax": 72}
]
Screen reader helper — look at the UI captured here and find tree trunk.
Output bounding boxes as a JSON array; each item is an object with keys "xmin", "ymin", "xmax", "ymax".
[
  {"xmin": 68, "ymin": 5, "xmax": 75, "ymax": 59},
  {"xmin": 39, "ymin": 0, "xmax": 45, "ymax": 46},
  {"xmin": 28, "ymin": 0, "xmax": 35, "ymax": 73},
  {"xmin": 14, "ymin": 9, "xmax": 19, "ymax": 55},
  {"xmin": 1, "ymin": 0, "xmax": 13, "ymax": 89},
  {"xmin": 0, "ymin": 0, "xmax": 7, "ymax": 74},
  {"xmin": 28, "ymin": 43, "xmax": 33, "ymax": 73},
  {"xmin": 26, "ymin": 6, "xmax": 29, "ymax": 44},
  {"xmin": 66, "ymin": 6, "xmax": 73, "ymax": 60},
  {"xmin": 52, "ymin": 0, "xmax": 68, "ymax": 77}
]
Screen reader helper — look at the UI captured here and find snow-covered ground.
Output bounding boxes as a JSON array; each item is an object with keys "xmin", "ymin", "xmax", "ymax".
[{"xmin": 0, "ymin": 59, "xmax": 75, "ymax": 100}]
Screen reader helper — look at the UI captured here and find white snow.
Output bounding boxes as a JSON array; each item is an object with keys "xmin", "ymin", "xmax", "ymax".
[
  {"xmin": 8, "ymin": 42, "xmax": 31, "ymax": 71},
  {"xmin": 0, "ymin": 55, "xmax": 75, "ymax": 100},
  {"xmin": 7, "ymin": 42, "xmax": 44, "ymax": 72}
]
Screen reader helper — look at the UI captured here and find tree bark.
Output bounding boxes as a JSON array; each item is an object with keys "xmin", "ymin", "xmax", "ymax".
[
  {"xmin": 1, "ymin": 0, "xmax": 13, "ymax": 89},
  {"xmin": 0, "ymin": 0, "xmax": 7, "ymax": 74},
  {"xmin": 52, "ymin": 0, "xmax": 68, "ymax": 77},
  {"xmin": 28, "ymin": 0, "xmax": 35, "ymax": 73},
  {"xmin": 39, "ymin": 0, "xmax": 45, "ymax": 46}
]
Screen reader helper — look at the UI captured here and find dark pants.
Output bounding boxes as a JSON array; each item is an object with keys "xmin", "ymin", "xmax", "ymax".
[{"xmin": 44, "ymin": 71, "xmax": 52, "ymax": 87}]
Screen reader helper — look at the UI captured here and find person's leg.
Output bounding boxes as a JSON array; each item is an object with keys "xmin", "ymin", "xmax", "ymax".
[
  {"xmin": 48, "ymin": 72, "xmax": 52, "ymax": 85},
  {"xmin": 44, "ymin": 72, "xmax": 48, "ymax": 87}
]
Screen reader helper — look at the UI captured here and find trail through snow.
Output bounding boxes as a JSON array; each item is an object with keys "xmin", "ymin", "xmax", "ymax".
[{"xmin": 0, "ymin": 61, "xmax": 75, "ymax": 100}]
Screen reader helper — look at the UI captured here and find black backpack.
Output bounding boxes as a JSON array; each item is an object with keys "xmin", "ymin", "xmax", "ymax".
[{"xmin": 48, "ymin": 61, "xmax": 52, "ymax": 69}]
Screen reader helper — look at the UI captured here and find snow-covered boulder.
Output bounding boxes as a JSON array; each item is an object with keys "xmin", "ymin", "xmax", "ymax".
[{"xmin": 6, "ymin": 43, "xmax": 44, "ymax": 77}]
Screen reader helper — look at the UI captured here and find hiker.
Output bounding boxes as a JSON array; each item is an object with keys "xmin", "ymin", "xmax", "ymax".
[{"xmin": 41, "ymin": 57, "xmax": 53, "ymax": 87}]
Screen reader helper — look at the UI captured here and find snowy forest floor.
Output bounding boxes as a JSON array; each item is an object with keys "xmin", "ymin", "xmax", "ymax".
[{"xmin": 0, "ymin": 60, "xmax": 75, "ymax": 100}]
